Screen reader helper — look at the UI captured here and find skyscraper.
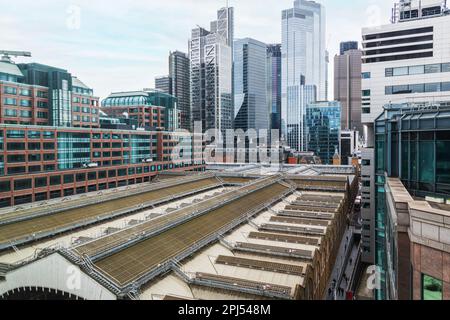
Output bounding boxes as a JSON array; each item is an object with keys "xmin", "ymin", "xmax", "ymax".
[
  {"xmin": 189, "ymin": 7, "xmax": 234, "ymax": 133},
  {"xmin": 233, "ymin": 38, "xmax": 268, "ymax": 132},
  {"xmin": 267, "ymin": 44, "xmax": 282, "ymax": 131},
  {"xmin": 339, "ymin": 41, "xmax": 358, "ymax": 55},
  {"xmin": 286, "ymin": 85, "xmax": 317, "ymax": 152},
  {"xmin": 169, "ymin": 51, "xmax": 190, "ymax": 131},
  {"xmin": 306, "ymin": 101, "xmax": 341, "ymax": 164},
  {"xmin": 334, "ymin": 47, "xmax": 362, "ymax": 132},
  {"xmin": 281, "ymin": 0, "xmax": 328, "ymax": 151},
  {"xmin": 155, "ymin": 76, "xmax": 172, "ymax": 95}
]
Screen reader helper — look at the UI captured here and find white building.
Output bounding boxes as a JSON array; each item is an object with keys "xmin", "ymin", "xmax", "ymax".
[
  {"xmin": 360, "ymin": 0, "xmax": 450, "ymax": 264},
  {"xmin": 281, "ymin": 0, "xmax": 328, "ymax": 151}
]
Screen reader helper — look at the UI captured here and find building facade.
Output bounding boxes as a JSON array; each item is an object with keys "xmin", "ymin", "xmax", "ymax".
[
  {"xmin": 360, "ymin": 0, "xmax": 450, "ymax": 267},
  {"xmin": 233, "ymin": 38, "xmax": 268, "ymax": 132},
  {"xmin": 0, "ymin": 58, "xmax": 202, "ymax": 209},
  {"xmin": 340, "ymin": 129, "xmax": 360, "ymax": 166},
  {"xmin": 281, "ymin": 0, "xmax": 328, "ymax": 151},
  {"xmin": 334, "ymin": 48, "xmax": 363, "ymax": 132},
  {"xmin": 189, "ymin": 7, "xmax": 234, "ymax": 133},
  {"xmin": 169, "ymin": 51, "xmax": 191, "ymax": 131},
  {"xmin": 286, "ymin": 85, "xmax": 317, "ymax": 152},
  {"xmin": 267, "ymin": 44, "xmax": 282, "ymax": 131},
  {"xmin": 340, "ymin": 41, "xmax": 358, "ymax": 55},
  {"xmin": 155, "ymin": 76, "xmax": 172, "ymax": 95},
  {"xmin": 305, "ymin": 101, "xmax": 341, "ymax": 165},
  {"xmin": 0, "ymin": 62, "xmax": 99, "ymax": 129},
  {"xmin": 374, "ymin": 103, "xmax": 450, "ymax": 300},
  {"xmin": 101, "ymin": 90, "xmax": 179, "ymax": 132}
]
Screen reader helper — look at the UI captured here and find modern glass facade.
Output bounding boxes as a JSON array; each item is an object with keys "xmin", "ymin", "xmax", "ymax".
[
  {"xmin": 305, "ymin": 101, "xmax": 341, "ymax": 164},
  {"xmin": 169, "ymin": 51, "xmax": 190, "ymax": 131},
  {"xmin": 267, "ymin": 44, "xmax": 282, "ymax": 131},
  {"xmin": 286, "ymin": 85, "xmax": 317, "ymax": 152},
  {"xmin": 189, "ymin": 7, "xmax": 234, "ymax": 133},
  {"xmin": 281, "ymin": 0, "xmax": 328, "ymax": 148},
  {"xmin": 233, "ymin": 38, "xmax": 268, "ymax": 132},
  {"xmin": 374, "ymin": 102, "xmax": 450, "ymax": 299}
]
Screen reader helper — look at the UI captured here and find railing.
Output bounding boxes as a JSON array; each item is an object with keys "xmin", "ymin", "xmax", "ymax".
[{"xmin": 0, "ymin": 173, "xmax": 215, "ymax": 227}]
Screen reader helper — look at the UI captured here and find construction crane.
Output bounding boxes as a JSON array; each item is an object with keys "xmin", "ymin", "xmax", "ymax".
[{"xmin": 0, "ymin": 50, "xmax": 31, "ymax": 63}]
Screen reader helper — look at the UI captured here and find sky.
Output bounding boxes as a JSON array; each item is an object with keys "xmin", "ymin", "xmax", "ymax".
[{"xmin": 1, "ymin": 0, "xmax": 394, "ymax": 100}]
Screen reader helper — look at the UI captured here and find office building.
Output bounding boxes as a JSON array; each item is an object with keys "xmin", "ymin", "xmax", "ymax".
[
  {"xmin": 101, "ymin": 89, "xmax": 179, "ymax": 132},
  {"xmin": 169, "ymin": 51, "xmax": 190, "ymax": 131},
  {"xmin": 189, "ymin": 7, "xmax": 234, "ymax": 133},
  {"xmin": 0, "ymin": 62, "xmax": 99, "ymax": 129},
  {"xmin": 267, "ymin": 44, "xmax": 282, "ymax": 131},
  {"xmin": 334, "ymin": 47, "xmax": 363, "ymax": 132},
  {"xmin": 340, "ymin": 41, "xmax": 358, "ymax": 55},
  {"xmin": 373, "ymin": 102, "xmax": 450, "ymax": 300},
  {"xmin": 155, "ymin": 76, "xmax": 172, "ymax": 95},
  {"xmin": 286, "ymin": 85, "xmax": 317, "ymax": 152},
  {"xmin": 360, "ymin": 0, "xmax": 450, "ymax": 268},
  {"xmin": 0, "ymin": 56, "xmax": 202, "ymax": 208},
  {"xmin": 233, "ymin": 38, "xmax": 268, "ymax": 132},
  {"xmin": 305, "ymin": 101, "xmax": 341, "ymax": 165},
  {"xmin": 340, "ymin": 130, "xmax": 360, "ymax": 166},
  {"xmin": 282, "ymin": 0, "xmax": 328, "ymax": 151}
]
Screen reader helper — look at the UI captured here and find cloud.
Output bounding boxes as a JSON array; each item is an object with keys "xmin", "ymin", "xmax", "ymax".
[{"xmin": 0, "ymin": 0, "xmax": 394, "ymax": 99}]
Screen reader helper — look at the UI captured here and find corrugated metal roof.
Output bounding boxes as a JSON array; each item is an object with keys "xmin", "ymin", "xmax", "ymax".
[{"xmin": 0, "ymin": 61, "xmax": 24, "ymax": 77}]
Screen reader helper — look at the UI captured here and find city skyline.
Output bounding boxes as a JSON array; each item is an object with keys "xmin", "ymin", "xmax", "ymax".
[{"xmin": 0, "ymin": 0, "xmax": 393, "ymax": 99}]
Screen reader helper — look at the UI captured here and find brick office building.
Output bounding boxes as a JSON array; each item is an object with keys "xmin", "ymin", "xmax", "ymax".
[{"xmin": 0, "ymin": 59, "xmax": 203, "ymax": 208}]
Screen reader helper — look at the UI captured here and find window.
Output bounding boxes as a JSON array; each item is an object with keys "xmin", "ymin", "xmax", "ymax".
[
  {"xmin": 20, "ymin": 100, "xmax": 31, "ymax": 107},
  {"xmin": 64, "ymin": 174, "xmax": 74, "ymax": 184},
  {"xmin": 392, "ymin": 85, "xmax": 409, "ymax": 94},
  {"xmin": 35, "ymin": 177, "xmax": 47, "ymax": 188},
  {"xmin": 44, "ymin": 142, "xmax": 55, "ymax": 150},
  {"xmin": 442, "ymin": 63, "xmax": 450, "ymax": 73},
  {"xmin": 409, "ymin": 84, "xmax": 424, "ymax": 93},
  {"xmin": 7, "ymin": 154, "xmax": 26, "ymax": 163},
  {"xmin": 7, "ymin": 130, "xmax": 25, "ymax": 139},
  {"xmin": 385, "ymin": 68, "xmax": 393, "ymax": 77},
  {"xmin": 393, "ymin": 67, "xmax": 408, "ymax": 76},
  {"xmin": 20, "ymin": 110, "xmax": 32, "ymax": 118},
  {"xmin": 7, "ymin": 142, "xmax": 25, "ymax": 151},
  {"xmin": 28, "ymin": 142, "xmax": 40, "ymax": 150},
  {"xmin": 424, "ymin": 83, "xmax": 440, "ymax": 93},
  {"xmin": 3, "ymin": 98, "xmax": 16, "ymax": 105},
  {"xmin": 0, "ymin": 181, "xmax": 11, "ymax": 192},
  {"xmin": 425, "ymin": 64, "xmax": 441, "ymax": 74},
  {"xmin": 362, "ymin": 90, "xmax": 371, "ymax": 97},
  {"xmin": 28, "ymin": 154, "xmax": 41, "ymax": 162},
  {"xmin": 50, "ymin": 176, "xmax": 61, "ymax": 186},
  {"xmin": 14, "ymin": 179, "xmax": 32, "ymax": 191},
  {"xmin": 422, "ymin": 274, "xmax": 443, "ymax": 300},
  {"xmin": 28, "ymin": 131, "xmax": 41, "ymax": 139},
  {"xmin": 441, "ymin": 82, "xmax": 450, "ymax": 92},
  {"xmin": 3, "ymin": 109, "xmax": 17, "ymax": 117},
  {"xmin": 361, "ymin": 72, "xmax": 371, "ymax": 79},
  {"xmin": 4, "ymin": 86, "xmax": 17, "ymax": 94},
  {"xmin": 409, "ymin": 65, "xmax": 425, "ymax": 75}
]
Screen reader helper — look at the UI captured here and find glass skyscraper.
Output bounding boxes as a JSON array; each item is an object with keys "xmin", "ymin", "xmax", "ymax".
[
  {"xmin": 306, "ymin": 101, "xmax": 341, "ymax": 164},
  {"xmin": 267, "ymin": 44, "xmax": 282, "ymax": 131},
  {"xmin": 286, "ymin": 85, "xmax": 317, "ymax": 152},
  {"xmin": 189, "ymin": 7, "xmax": 234, "ymax": 133},
  {"xmin": 281, "ymin": 0, "xmax": 328, "ymax": 151},
  {"xmin": 233, "ymin": 38, "xmax": 269, "ymax": 132}
]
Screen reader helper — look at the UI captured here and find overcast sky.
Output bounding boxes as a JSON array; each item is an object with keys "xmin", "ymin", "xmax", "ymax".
[{"xmin": 1, "ymin": 0, "xmax": 394, "ymax": 99}]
